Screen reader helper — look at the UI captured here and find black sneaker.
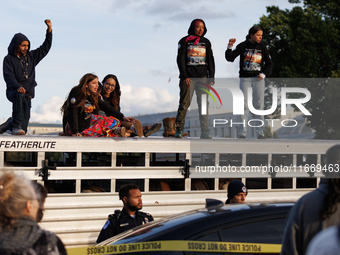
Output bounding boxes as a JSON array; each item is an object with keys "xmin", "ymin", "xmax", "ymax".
[
  {"xmin": 257, "ymin": 134, "xmax": 265, "ymax": 139},
  {"xmin": 200, "ymin": 129, "xmax": 212, "ymax": 139},
  {"xmin": 0, "ymin": 117, "xmax": 12, "ymax": 134},
  {"xmin": 174, "ymin": 129, "xmax": 183, "ymax": 138},
  {"xmin": 12, "ymin": 127, "xmax": 25, "ymax": 135}
]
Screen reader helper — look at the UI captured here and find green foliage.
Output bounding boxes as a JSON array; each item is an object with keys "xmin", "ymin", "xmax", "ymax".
[
  {"xmin": 260, "ymin": 5, "xmax": 339, "ymax": 78},
  {"xmin": 264, "ymin": 126, "xmax": 279, "ymax": 139},
  {"xmin": 289, "ymin": 0, "xmax": 340, "ymax": 20},
  {"xmin": 259, "ymin": 0, "xmax": 340, "ymax": 139}
]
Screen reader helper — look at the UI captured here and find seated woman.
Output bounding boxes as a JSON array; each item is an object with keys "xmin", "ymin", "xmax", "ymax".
[
  {"xmin": 100, "ymin": 74, "xmax": 162, "ymax": 137},
  {"xmin": 61, "ymin": 73, "xmax": 143, "ymax": 137},
  {"xmin": 0, "ymin": 172, "xmax": 67, "ymax": 254}
]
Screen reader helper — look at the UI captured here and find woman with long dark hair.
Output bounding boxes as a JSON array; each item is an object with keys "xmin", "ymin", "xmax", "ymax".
[
  {"xmin": 100, "ymin": 74, "xmax": 161, "ymax": 137},
  {"xmin": 61, "ymin": 73, "xmax": 143, "ymax": 137},
  {"xmin": 100, "ymin": 74, "xmax": 121, "ymax": 112}
]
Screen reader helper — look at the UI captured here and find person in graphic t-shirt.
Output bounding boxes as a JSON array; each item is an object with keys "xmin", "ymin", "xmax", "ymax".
[
  {"xmin": 226, "ymin": 25, "xmax": 272, "ymax": 139},
  {"xmin": 175, "ymin": 19, "xmax": 215, "ymax": 139}
]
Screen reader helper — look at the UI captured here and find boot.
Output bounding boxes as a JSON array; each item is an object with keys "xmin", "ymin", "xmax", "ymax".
[
  {"xmin": 131, "ymin": 119, "xmax": 143, "ymax": 137},
  {"xmin": 113, "ymin": 127, "xmax": 126, "ymax": 137},
  {"xmin": 163, "ymin": 117, "xmax": 176, "ymax": 137},
  {"xmin": 163, "ymin": 117, "xmax": 189, "ymax": 137}
]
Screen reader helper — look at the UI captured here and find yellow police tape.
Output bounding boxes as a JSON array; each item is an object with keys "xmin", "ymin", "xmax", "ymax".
[{"xmin": 67, "ymin": 240, "xmax": 282, "ymax": 254}]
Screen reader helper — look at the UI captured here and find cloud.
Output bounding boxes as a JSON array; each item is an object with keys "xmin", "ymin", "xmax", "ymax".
[
  {"xmin": 30, "ymin": 96, "xmax": 64, "ymax": 124},
  {"xmin": 110, "ymin": 0, "xmax": 232, "ymax": 20},
  {"xmin": 120, "ymin": 84, "xmax": 178, "ymax": 115},
  {"xmin": 149, "ymin": 69, "xmax": 172, "ymax": 77},
  {"xmin": 168, "ymin": 8, "xmax": 234, "ymax": 21}
]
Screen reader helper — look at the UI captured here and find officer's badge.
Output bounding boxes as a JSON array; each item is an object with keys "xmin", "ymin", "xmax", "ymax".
[
  {"xmin": 242, "ymin": 186, "xmax": 247, "ymax": 193},
  {"xmin": 144, "ymin": 217, "xmax": 149, "ymax": 223},
  {"xmin": 103, "ymin": 219, "xmax": 110, "ymax": 230}
]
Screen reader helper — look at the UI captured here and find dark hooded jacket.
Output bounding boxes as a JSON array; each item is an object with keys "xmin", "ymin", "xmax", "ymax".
[
  {"xmin": 0, "ymin": 217, "xmax": 67, "ymax": 255},
  {"xmin": 177, "ymin": 19, "xmax": 215, "ymax": 80},
  {"xmin": 280, "ymin": 179, "xmax": 340, "ymax": 255},
  {"xmin": 3, "ymin": 30, "xmax": 52, "ymax": 98},
  {"xmin": 225, "ymin": 39, "xmax": 272, "ymax": 78}
]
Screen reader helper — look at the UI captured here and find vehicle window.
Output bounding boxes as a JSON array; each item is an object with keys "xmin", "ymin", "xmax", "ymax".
[
  {"xmin": 184, "ymin": 230, "xmax": 222, "ymax": 255},
  {"xmin": 221, "ymin": 218, "xmax": 286, "ymax": 244},
  {"xmin": 195, "ymin": 231, "xmax": 220, "ymax": 242}
]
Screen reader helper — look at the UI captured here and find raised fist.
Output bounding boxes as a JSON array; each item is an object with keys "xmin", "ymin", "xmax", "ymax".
[
  {"xmin": 44, "ymin": 19, "xmax": 52, "ymax": 32},
  {"xmin": 228, "ymin": 38, "xmax": 236, "ymax": 46}
]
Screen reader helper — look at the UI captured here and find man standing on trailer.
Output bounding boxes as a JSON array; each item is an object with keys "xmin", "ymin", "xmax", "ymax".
[
  {"xmin": 1, "ymin": 19, "xmax": 52, "ymax": 135},
  {"xmin": 97, "ymin": 183, "xmax": 153, "ymax": 243}
]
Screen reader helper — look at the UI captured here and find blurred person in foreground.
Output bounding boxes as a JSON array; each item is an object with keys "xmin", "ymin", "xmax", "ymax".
[
  {"xmin": 306, "ymin": 224, "xmax": 340, "ymax": 255},
  {"xmin": 32, "ymin": 181, "xmax": 48, "ymax": 223},
  {"xmin": 0, "ymin": 172, "xmax": 67, "ymax": 254},
  {"xmin": 281, "ymin": 145, "xmax": 340, "ymax": 255}
]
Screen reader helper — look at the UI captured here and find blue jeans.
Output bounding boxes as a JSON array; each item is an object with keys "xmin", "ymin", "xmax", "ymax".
[
  {"xmin": 239, "ymin": 77, "xmax": 265, "ymax": 137},
  {"xmin": 6, "ymin": 89, "xmax": 31, "ymax": 132}
]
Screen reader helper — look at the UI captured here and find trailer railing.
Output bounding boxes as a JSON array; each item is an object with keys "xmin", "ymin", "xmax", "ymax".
[{"xmin": 1, "ymin": 135, "xmax": 338, "ymax": 247}]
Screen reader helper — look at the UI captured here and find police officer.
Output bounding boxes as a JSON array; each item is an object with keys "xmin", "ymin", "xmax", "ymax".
[{"xmin": 96, "ymin": 183, "xmax": 153, "ymax": 243}]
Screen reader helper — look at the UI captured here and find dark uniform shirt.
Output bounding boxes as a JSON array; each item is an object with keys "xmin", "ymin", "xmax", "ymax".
[{"xmin": 96, "ymin": 208, "xmax": 153, "ymax": 243}]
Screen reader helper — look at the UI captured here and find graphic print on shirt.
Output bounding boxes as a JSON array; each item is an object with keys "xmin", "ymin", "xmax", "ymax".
[
  {"xmin": 84, "ymin": 99, "xmax": 95, "ymax": 119},
  {"xmin": 187, "ymin": 44, "xmax": 206, "ymax": 66},
  {"xmin": 243, "ymin": 48, "xmax": 262, "ymax": 72}
]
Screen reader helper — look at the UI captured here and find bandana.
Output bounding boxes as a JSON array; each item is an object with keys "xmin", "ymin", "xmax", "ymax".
[{"xmin": 185, "ymin": 35, "xmax": 200, "ymax": 45}]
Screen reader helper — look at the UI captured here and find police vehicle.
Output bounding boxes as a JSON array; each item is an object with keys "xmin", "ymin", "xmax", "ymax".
[{"xmin": 96, "ymin": 199, "xmax": 293, "ymax": 254}]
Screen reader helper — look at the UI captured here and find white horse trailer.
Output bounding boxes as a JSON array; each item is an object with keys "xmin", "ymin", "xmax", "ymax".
[{"xmin": 0, "ymin": 135, "xmax": 337, "ymax": 247}]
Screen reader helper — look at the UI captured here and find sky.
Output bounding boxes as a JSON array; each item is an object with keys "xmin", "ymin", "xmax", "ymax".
[{"xmin": 0, "ymin": 0, "xmax": 302, "ymax": 124}]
